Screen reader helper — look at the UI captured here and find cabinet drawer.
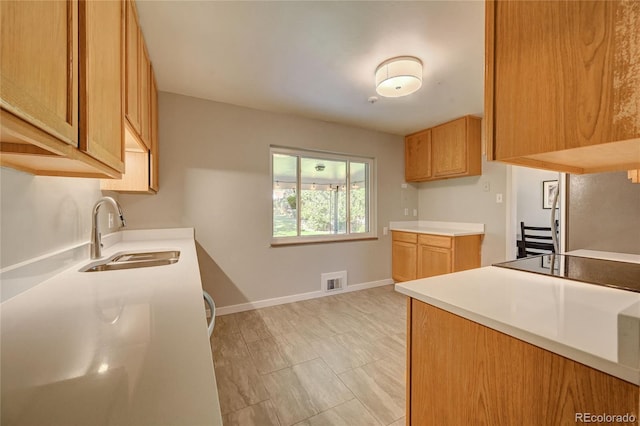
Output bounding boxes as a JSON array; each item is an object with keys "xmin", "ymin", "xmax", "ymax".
[
  {"xmin": 392, "ymin": 231, "xmax": 417, "ymax": 244},
  {"xmin": 418, "ymin": 234, "xmax": 452, "ymax": 248}
]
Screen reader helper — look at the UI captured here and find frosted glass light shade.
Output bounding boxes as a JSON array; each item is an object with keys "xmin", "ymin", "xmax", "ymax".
[{"xmin": 375, "ymin": 56, "xmax": 423, "ymax": 98}]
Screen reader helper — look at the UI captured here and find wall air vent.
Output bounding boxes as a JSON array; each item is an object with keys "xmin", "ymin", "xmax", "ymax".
[{"xmin": 321, "ymin": 271, "xmax": 347, "ymax": 292}]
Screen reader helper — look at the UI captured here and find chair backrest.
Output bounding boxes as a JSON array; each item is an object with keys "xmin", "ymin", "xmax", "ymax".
[{"xmin": 518, "ymin": 221, "xmax": 556, "ymax": 258}]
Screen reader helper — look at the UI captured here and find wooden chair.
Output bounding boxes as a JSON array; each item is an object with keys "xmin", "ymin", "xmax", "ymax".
[{"xmin": 517, "ymin": 221, "xmax": 556, "ymax": 258}]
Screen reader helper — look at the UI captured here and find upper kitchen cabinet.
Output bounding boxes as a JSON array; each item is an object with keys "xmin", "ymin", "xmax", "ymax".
[
  {"xmin": 0, "ymin": 0, "xmax": 124, "ymax": 178},
  {"xmin": 431, "ymin": 116, "xmax": 481, "ymax": 178},
  {"xmin": 140, "ymin": 43, "xmax": 151, "ymax": 149},
  {"xmin": 1, "ymin": 1, "xmax": 78, "ymax": 148},
  {"xmin": 150, "ymin": 68, "xmax": 159, "ymax": 192},
  {"xmin": 125, "ymin": 0, "xmax": 142, "ymax": 139},
  {"xmin": 79, "ymin": 0, "xmax": 125, "ymax": 174},
  {"xmin": 405, "ymin": 115, "xmax": 481, "ymax": 182},
  {"xmin": 485, "ymin": 0, "xmax": 640, "ymax": 174},
  {"xmin": 102, "ymin": 1, "xmax": 159, "ymax": 193},
  {"xmin": 405, "ymin": 129, "xmax": 432, "ymax": 181},
  {"xmin": 124, "ymin": 0, "xmax": 151, "ymax": 150}
]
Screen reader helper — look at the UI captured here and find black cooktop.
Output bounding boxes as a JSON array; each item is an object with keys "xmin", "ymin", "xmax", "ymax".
[{"xmin": 493, "ymin": 254, "xmax": 640, "ymax": 293}]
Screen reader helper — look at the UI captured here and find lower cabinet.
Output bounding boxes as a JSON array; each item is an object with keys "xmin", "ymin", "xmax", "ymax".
[
  {"xmin": 407, "ymin": 299, "xmax": 640, "ymax": 425},
  {"xmin": 392, "ymin": 231, "xmax": 482, "ymax": 282},
  {"xmin": 392, "ymin": 232, "xmax": 418, "ymax": 282},
  {"xmin": 417, "ymin": 245, "xmax": 451, "ymax": 278}
]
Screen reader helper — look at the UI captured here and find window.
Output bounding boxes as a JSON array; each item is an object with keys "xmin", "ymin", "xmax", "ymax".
[{"xmin": 271, "ymin": 146, "xmax": 376, "ymax": 244}]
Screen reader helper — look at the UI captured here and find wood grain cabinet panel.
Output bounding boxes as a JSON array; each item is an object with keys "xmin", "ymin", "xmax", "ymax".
[
  {"xmin": 408, "ymin": 299, "xmax": 640, "ymax": 425},
  {"xmin": 393, "ymin": 232, "xmax": 481, "ymax": 282},
  {"xmin": 432, "ymin": 116, "xmax": 481, "ymax": 178},
  {"xmin": 416, "ymin": 234, "xmax": 481, "ymax": 279},
  {"xmin": 417, "ymin": 245, "xmax": 451, "ymax": 278},
  {"xmin": 150, "ymin": 67, "xmax": 159, "ymax": 192},
  {"xmin": 0, "ymin": 0, "xmax": 78, "ymax": 147},
  {"xmin": 392, "ymin": 232, "xmax": 417, "ymax": 282},
  {"xmin": 79, "ymin": 0, "xmax": 125, "ymax": 173},
  {"xmin": 125, "ymin": 0, "xmax": 141, "ymax": 135},
  {"xmin": 405, "ymin": 130, "xmax": 431, "ymax": 182},
  {"xmin": 405, "ymin": 115, "xmax": 481, "ymax": 182},
  {"xmin": 485, "ymin": 0, "xmax": 640, "ymax": 174},
  {"xmin": 140, "ymin": 41, "xmax": 151, "ymax": 149},
  {"xmin": 102, "ymin": 0, "xmax": 159, "ymax": 193},
  {"xmin": 100, "ymin": 63, "xmax": 158, "ymax": 194},
  {"xmin": 0, "ymin": 0, "xmax": 122, "ymax": 178}
]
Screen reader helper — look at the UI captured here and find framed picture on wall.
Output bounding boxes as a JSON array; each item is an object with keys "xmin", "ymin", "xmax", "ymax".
[{"xmin": 543, "ymin": 180, "xmax": 558, "ymax": 209}]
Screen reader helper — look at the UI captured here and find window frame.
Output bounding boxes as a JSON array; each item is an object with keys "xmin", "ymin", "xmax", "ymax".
[{"xmin": 270, "ymin": 146, "xmax": 377, "ymax": 246}]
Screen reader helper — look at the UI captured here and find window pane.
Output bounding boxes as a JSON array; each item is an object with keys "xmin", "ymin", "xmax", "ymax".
[
  {"xmin": 273, "ymin": 154, "xmax": 298, "ymax": 237},
  {"xmin": 350, "ymin": 161, "xmax": 368, "ymax": 233},
  {"xmin": 271, "ymin": 147, "xmax": 375, "ymax": 243},
  {"xmin": 300, "ymin": 158, "xmax": 346, "ymax": 235}
]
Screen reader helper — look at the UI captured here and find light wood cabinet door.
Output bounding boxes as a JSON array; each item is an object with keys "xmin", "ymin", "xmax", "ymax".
[
  {"xmin": 408, "ymin": 300, "xmax": 639, "ymax": 425},
  {"xmin": 486, "ymin": 0, "xmax": 640, "ymax": 174},
  {"xmin": 432, "ymin": 117, "xmax": 467, "ymax": 177},
  {"xmin": 405, "ymin": 130, "xmax": 431, "ymax": 182},
  {"xmin": 139, "ymin": 40, "xmax": 151, "ymax": 149},
  {"xmin": 392, "ymin": 240, "xmax": 417, "ymax": 282},
  {"xmin": 125, "ymin": 0, "xmax": 141, "ymax": 135},
  {"xmin": 79, "ymin": 0, "xmax": 124, "ymax": 173},
  {"xmin": 1, "ymin": 0, "xmax": 78, "ymax": 146},
  {"xmin": 150, "ymin": 67, "xmax": 159, "ymax": 192},
  {"xmin": 417, "ymin": 245, "xmax": 452, "ymax": 278}
]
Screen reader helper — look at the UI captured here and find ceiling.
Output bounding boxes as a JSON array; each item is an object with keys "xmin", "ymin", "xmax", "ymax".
[{"xmin": 136, "ymin": 1, "xmax": 485, "ymax": 136}]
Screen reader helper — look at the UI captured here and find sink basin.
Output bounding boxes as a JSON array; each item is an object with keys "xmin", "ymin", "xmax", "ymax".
[
  {"xmin": 80, "ymin": 250, "xmax": 180, "ymax": 272},
  {"xmin": 111, "ymin": 250, "xmax": 181, "ymax": 263}
]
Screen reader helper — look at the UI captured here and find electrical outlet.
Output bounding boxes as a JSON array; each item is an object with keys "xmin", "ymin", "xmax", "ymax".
[
  {"xmin": 413, "ymin": 209, "xmax": 418, "ymax": 217},
  {"xmin": 108, "ymin": 213, "xmax": 115, "ymax": 228},
  {"xmin": 401, "ymin": 183, "xmax": 408, "ymax": 189},
  {"xmin": 496, "ymin": 193, "xmax": 503, "ymax": 203},
  {"xmin": 383, "ymin": 226, "xmax": 388, "ymax": 235},
  {"xmin": 404, "ymin": 208, "xmax": 409, "ymax": 216},
  {"xmin": 482, "ymin": 181, "xmax": 490, "ymax": 192}
]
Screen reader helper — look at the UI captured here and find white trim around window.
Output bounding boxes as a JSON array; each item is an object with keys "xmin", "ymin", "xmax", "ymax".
[{"xmin": 270, "ymin": 146, "xmax": 377, "ymax": 246}]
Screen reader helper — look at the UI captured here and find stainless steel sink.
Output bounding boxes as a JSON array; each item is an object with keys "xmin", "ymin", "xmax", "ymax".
[
  {"xmin": 81, "ymin": 250, "xmax": 180, "ymax": 272},
  {"xmin": 111, "ymin": 251, "xmax": 181, "ymax": 263}
]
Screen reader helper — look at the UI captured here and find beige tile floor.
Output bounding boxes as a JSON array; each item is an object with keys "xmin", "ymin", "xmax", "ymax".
[{"xmin": 211, "ymin": 285, "xmax": 407, "ymax": 426}]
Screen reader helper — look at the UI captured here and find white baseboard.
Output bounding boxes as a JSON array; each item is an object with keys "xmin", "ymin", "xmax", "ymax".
[{"xmin": 215, "ymin": 278, "xmax": 394, "ymax": 316}]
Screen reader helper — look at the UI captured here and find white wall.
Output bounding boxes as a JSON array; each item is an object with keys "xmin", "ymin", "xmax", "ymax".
[
  {"xmin": 119, "ymin": 92, "xmax": 409, "ymax": 308},
  {"xmin": 417, "ymin": 157, "xmax": 508, "ymax": 266},
  {"xmin": 0, "ymin": 168, "xmax": 108, "ymax": 268},
  {"xmin": 513, "ymin": 166, "xmax": 560, "ymax": 234}
]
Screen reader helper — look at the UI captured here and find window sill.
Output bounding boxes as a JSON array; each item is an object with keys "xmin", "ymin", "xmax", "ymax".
[{"xmin": 271, "ymin": 235, "xmax": 378, "ymax": 247}]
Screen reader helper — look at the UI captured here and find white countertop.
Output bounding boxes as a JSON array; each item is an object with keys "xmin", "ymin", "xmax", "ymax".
[
  {"xmin": 395, "ymin": 252, "xmax": 640, "ymax": 385},
  {"xmin": 0, "ymin": 228, "xmax": 223, "ymax": 425},
  {"xmin": 389, "ymin": 220, "xmax": 484, "ymax": 236}
]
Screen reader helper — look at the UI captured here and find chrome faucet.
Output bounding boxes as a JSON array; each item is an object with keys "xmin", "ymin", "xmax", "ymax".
[{"xmin": 91, "ymin": 196, "xmax": 126, "ymax": 259}]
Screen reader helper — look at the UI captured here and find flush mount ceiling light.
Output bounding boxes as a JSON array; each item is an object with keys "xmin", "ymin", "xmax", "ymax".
[{"xmin": 375, "ymin": 56, "xmax": 423, "ymax": 98}]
